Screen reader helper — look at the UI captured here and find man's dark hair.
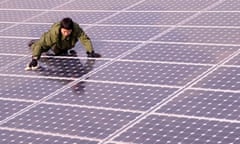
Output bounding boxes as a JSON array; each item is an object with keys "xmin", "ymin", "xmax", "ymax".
[{"xmin": 60, "ymin": 17, "xmax": 73, "ymax": 30}]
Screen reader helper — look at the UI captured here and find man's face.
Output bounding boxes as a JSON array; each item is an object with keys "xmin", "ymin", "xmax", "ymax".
[{"xmin": 61, "ymin": 28, "xmax": 72, "ymax": 37}]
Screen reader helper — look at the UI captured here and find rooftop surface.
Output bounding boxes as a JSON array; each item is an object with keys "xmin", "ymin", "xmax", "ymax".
[{"xmin": 0, "ymin": 0, "xmax": 240, "ymax": 144}]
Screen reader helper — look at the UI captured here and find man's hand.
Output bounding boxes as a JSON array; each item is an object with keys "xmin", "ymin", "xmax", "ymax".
[
  {"xmin": 68, "ymin": 50, "xmax": 77, "ymax": 56},
  {"xmin": 29, "ymin": 59, "xmax": 38, "ymax": 67},
  {"xmin": 87, "ymin": 51, "xmax": 101, "ymax": 58}
]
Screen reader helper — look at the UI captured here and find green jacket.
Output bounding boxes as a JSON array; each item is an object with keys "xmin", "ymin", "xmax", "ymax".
[{"xmin": 32, "ymin": 22, "xmax": 93, "ymax": 59}]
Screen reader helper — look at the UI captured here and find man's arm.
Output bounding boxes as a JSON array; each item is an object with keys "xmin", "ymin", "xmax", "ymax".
[
  {"xmin": 77, "ymin": 27, "xmax": 101, "ymax": 58},
  {"xmin": 78, "ymin": 29, "xmax": 94, "ymax": 53}
]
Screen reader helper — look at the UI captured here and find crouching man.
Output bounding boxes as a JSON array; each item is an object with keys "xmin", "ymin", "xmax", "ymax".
[{"xmin": 26, "ymin": 17, "xmax": 100, "ymax": 70}]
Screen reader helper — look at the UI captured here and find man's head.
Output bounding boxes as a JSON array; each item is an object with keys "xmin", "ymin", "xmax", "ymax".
[{"xmin": 60, "ymin": 17, "xmax": 73, "ymax": 37}]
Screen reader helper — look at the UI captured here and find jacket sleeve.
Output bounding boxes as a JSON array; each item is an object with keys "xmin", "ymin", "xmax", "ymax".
[
  {"xmin": 77, "ymin": 26, "xmax": 94, "ymax": 53},
  {"xmin": 32, "ymin": 24, "xmax": 59, "ymax": 59}
]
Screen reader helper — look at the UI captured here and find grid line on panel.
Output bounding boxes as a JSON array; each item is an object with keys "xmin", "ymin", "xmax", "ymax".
[
  {"xmin": 3, "ymin": 21, "xmax": 240, "ymax": 29},
  {"xmin": 154, "ymin": 113, "xmax": 240, "ymax": 124},
  {"xmin": 4, "ymin": 7, "xmax": 240, "ymax": 13},
  {"xmin": 222, "ymin": 65, "xmax": 240, "ymax": 68},
  {"xmin": 0, "ymin": 97, "xmax": 36, "ymax": 104},
  {"xmin": 189, "ymin": 87, "xmax": 240, "ymax": 94},
  {"xmin": 0, "ymin": 126, "xmax": 102, "ymax": 142},
  {"xmin": 0, "ymin": 73, "xmax": 77, "ymax": 81},
  {"xmin": 0, "ymin": 96, "xmax": 144, "ymax": 114},
  {"xmin": 42, "ymin": 101, "xmax": 144, "ymax": 114},
  {"xmin": 4, "ymin": 8, "xmax": 240, "ymax": 13}
]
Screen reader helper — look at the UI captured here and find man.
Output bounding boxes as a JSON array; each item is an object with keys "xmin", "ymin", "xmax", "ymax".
[{"xmin": 26, "ymin": 17, "xmax": 100, "ymax": 70}]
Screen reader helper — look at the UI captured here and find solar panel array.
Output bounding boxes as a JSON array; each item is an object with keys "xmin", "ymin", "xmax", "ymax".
[{"xmin": 0, "ymin": 0, "xmax": 239, "ymax": 144}]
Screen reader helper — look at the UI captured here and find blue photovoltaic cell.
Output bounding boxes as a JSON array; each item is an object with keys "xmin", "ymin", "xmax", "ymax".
[
  {"xmin": 226, "ymin": 54, "xmax": 240, "ymax": 65},
  {"xmin": 47, "ymin": 82, "xmax": 178, "ymax": 111},
  {"xmin": 0, "ymin": 76, "xmax": 71, "ymax": 100},
  {"xmin": 114, "ymin": 115, "xmax": 240, "ymax": 144},
  {"xmin": 0, "ymin": 0, "xmax": 70, "ymax": 9},
  {"xmin": 0, "ymin": 10, "xmax": 42, "ymax": 22},
  {"xmin": 157, "ymin": 89, "xmax": 240, "ymax": 120},
  {"xmin": 0, "ymin": 24, "xmax": 51, "ymax": 37},
  {"xmin": 129, "ymin": 0, "xmax": 218, "ymax": 11},
  {"xmin": 0, "ymin": 23, "xmax": 15, "ymax": 30},
  {"xmin": 155, "ymin": 27, "xmax": 240, "ymax": 45},
  {"xmin": 27, "ymin": 11, "xmax": 114, "ymax": 24},
  {"xmin": 186, "ymin": 12, "xmax": 240, "ymax": 26},
  {"xmin": 86, "ymin": 26, "xmax": 167, "ymax": 41},
  {"xmin": 0, "ymin": 38, "xmax": 32, "ymax": 54},
  {"xmin": 210, "ymin": 0, "xmax": 240, "ymax": 11},
  {"xmin": 0, "ymin": 100, "xmax": 31, "ymax": 121},
  {"xmin": 101, "ymin": 12, "xmax": 195, "ymax": 25},
  {"xmin": 124, "ymin": 43, "xmax": 239, "ymax": 64},
  {"xmin": 2, "ymin": 104, "xmax": 140, "ymax": 139},
  {"xmin": 89, "ymin": 61, "xmax": 210, "ymax": 86},
  {"xmin": 0, "ymin": 55, "xmax": 23, "ymax": 68},
  {"xmin": 74, "ymin": 41, "xmax": 139, "ymax": 58},
  {"xmin": 193, "ymin": 67, "xmax": 240, "ymax": 91},
  {"xmin": 57, "ymin": 0, "xmax": 140, "ymax": 10}
]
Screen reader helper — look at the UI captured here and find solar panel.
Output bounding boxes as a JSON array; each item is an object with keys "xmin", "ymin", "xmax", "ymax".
[{"xmin": 0, "ymin": 0, "xmax": 239, "ymax": 144}]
